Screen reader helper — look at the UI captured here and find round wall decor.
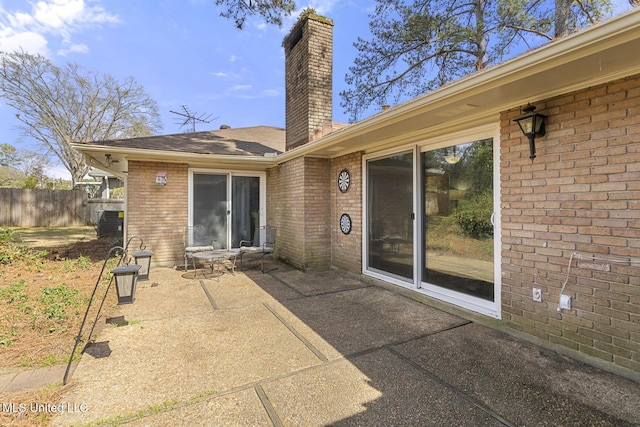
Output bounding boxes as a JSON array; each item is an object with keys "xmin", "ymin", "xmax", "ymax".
[
  {"xmin": 338, "ymin": 168, "xmax": 351, "ymax": 193},
  {"xmin": 340, "ymin": 213, "xmax": 352, "ymax": 235}
]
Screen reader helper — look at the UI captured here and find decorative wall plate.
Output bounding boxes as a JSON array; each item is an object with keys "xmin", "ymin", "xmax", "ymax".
[
  {"xmin": 340, "ymin": 213, "xmax": 352, "ymax": 235},
  {"xmin": 338, "ymin": 168, "xmax": 351, "ymax": 193}
]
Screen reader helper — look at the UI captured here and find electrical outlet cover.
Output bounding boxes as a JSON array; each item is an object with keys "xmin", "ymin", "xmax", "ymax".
[
  {"xmin": 559, "ymin": 294, "xmax": 572, "ymax": 310},
  {"xmin": 533, "ymin": 288, "xmax": 542, "ymax": 302}
]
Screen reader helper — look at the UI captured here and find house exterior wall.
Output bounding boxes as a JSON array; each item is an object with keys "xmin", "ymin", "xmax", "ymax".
[
  {"xmin": 120, "ymin": 73, "xmax": 640, "ymax": 377},
  {"xmin": 500, "ymin": 74, "xmax": 640, "ymax": 374},
  {"xmin": 267, "ymin": 156, "xmax": 331, "ymax": 270},
  {"xmin": 127, "ymin": 161, "xmax": 189, "ymax": 266},
  {"xmin": 331, "ymin": 152, "xmax": 363, "ymax": 273}
]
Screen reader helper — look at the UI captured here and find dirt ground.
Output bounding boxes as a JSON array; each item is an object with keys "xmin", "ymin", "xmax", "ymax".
[
  {"xmin": 0, "ymin": 227, "xmax": 125, "ymax": 426},
  {"xmin": 1, "ymin": 227, "xmax": 121, "ymax": 368},
  {"xmin": 11, "ymin": 227, "xmax": 117, "ymax": 261}
]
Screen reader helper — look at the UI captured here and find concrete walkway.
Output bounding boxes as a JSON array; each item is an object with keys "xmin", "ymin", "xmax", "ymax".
[
  {"xmin": 0, "ymin": 363, "xmax": 75, "ymax": 394},
  {"xmin": 26, "ymin": 263, "xmax": 640, "ymax": 426}
]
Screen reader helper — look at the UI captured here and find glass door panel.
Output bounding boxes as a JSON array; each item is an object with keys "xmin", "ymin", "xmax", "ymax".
[
  {"xmin": 422, "ymin": 139, "xmax": 494, "ymax": 301},
  {"xmin": 193, "ymin": 173, "xmax": 228, "ymax": 249},
  {"xmin": 231, "ymin": 176, "xmax": 260, "ymax": 247},
  {"xmin": 367, "ymin": 152, "xmax": 414, "ymax": 280}
]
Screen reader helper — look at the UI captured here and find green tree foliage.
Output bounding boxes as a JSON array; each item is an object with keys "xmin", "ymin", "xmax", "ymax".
[
  {"xmin": 453, "ymin": 191, "xmax": 494, "ymax": 238},
  {"xmin": 460, "ymin": 139, "xmax": 493, "ymax": 196},
  {"xmin": 554, "ymin": 0, "xmax": 612, "ymax": 37},
  {"xmin": 0, "ymin": 143, "xmax": 25, "ymax": 187},
  {"xmin": 215, "ymin": 0, "xmax": 296, "ymax": 29},
  {"xmin": 341, "ymin": 0, "xmax": 612, "ymax": 121},
  {"xmin": 0, "ymin": 165, "xmax": 26, "ymax": 188},
  {"xmin": 0, "ymin": 51, "xmax": 162, "ymax": 185},
  {"xmin": 0, "ymin": 143, "xmax": 18, "ymax": 166}
]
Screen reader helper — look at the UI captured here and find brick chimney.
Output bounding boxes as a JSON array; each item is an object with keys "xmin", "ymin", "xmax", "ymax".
[{"xmin": 283, "ymin": 11, "xmax": 333, "ymax": 151}]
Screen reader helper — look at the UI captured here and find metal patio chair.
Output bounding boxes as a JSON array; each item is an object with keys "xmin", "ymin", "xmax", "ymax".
[
  {"xmin": 183, "ymin": 225, "xmax": 215, "ymax": 272},
  {"xmin": 237, "ymin": 225, "xmax": 276, "ymax": 273}
]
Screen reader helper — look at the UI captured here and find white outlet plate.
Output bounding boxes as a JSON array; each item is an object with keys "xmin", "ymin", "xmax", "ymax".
[
  {"xmin": 532, "ymin": 288, "xmax": 542, "ymax": 302},
  {"xmin": 559, "ymin": 294, "xmax": 572, "ymax": 310}
]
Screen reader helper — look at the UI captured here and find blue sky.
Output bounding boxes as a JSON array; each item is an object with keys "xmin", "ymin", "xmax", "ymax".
[
  {"xmin": 0, "ymin": 0, "xmax": 374, "ymax": 178},
  {"xmin": 0, "ymin": 0, "xmax": 632, "ymax": 179}
]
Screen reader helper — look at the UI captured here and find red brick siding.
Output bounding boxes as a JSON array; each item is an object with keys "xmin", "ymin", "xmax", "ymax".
[
  {"xmin": 267, "ymin": 157, "xmax": 331, "ymax": 270},
  {"xmin": 500, "ymin": 74, "xmax": 640, "ymax": 373},
  {"xmin": 304, "ymin": 158, "xmax": 331, "ymax": 268},
  {"xmin": 267, "ymin": 158, "xmax": 305, "ymax": 269},
  {"xmin": 127, "ymin": 161, "xmax": 189, "ymax": 266},
  {"xmin": 331, "ymin": 153, "xmax": 363, "ymax": 273}
]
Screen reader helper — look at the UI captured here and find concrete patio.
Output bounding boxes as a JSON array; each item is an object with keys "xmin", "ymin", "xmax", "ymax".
[{"xmin": 52, "ymin": 262, "xmax": 640, "ymax": 426}]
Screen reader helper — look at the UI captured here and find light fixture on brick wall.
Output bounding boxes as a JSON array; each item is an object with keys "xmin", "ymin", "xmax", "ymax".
[
  {"xmin": 514, "ymin": 104, "xmax": 546, "ymax": 160},
  {"xmin": 155, "ymin": 171, "xmax": 168, "ymax": 185}
]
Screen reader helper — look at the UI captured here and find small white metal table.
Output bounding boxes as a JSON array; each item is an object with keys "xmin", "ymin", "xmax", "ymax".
[{"xmin": 192, "ymin": 250, "xmax": 238, "ymax": 281}]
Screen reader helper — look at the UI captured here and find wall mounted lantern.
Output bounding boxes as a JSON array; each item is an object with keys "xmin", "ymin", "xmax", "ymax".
[
  {"xmin": 514, "ymin": 104, "xmax": 546, "ymax": 160},
  {"xmin": 155, "ymin": 171, "xmax": 168, "ymax": 185},
  {"xmin": 111, "ymin": 264, "xmax": 141, "ymax": 304}
]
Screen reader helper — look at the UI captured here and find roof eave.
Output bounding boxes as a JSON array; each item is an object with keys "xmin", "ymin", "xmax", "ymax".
[
  {"xmin": 72, "ymin": 144, "xmax": 278, "ymax": 176},
  {"xmin": 276, "ymin": 8, "xmax": 640, "ymax": 161}
]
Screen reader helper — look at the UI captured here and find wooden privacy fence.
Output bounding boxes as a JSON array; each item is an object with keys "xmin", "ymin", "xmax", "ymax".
[{"xmin": 1, "ymin": 189, "xmax": 88, "ymax": 227}]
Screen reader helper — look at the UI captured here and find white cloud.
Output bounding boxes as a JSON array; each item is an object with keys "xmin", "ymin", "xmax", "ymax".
[
  {"xmin": 262, "ymin": 89, "xmax": 279, "ymax": 97},
  {"xmin": 0, "ymin": 0, "xmax": 120, "ymax": 57},
  {"xmin": 301, "ymin": 0, "xmax": 338, "ymax": 16},
  {"xmin": 0, "ymin": 29, "xmax": 49, "ymax": 55},
  {"xmin": 57, "ymin": 42, "xmax": 89, "ymax": 56},
  {"xmin": 230, "ymin": 84, "xmax": 252, "ymax": 91}
]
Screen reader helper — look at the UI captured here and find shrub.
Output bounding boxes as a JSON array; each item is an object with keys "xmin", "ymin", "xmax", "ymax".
[{"xmin": 453, "ymin": 192, "xmax": 494, "ymax": 238}]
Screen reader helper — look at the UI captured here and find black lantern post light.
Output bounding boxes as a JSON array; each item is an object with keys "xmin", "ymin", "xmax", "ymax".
[
  {"xmin": 133, "ymin": 249, "xmax": 153, "ymax": 281},
  {"xmin": 112, "ymin": 236, "xmax": 153, "ymax": 303},
  {"xmin": 111, "ymin": 264, "xmax": 141, "ymax": 304},
  {"xmin": 63, "ymin": 236, "xmax": 153, "ymax": 385},
  {"xmin": 514, "ymin": 104, "xmax": 546, "ymax": 160}
]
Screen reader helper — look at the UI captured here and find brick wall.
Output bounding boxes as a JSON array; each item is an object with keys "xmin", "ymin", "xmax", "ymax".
[
  {"xmin": 304, "ymin": 157, "xmax": 331, "ymax": 268},
  {"xmin": 268, "ymin": 158, "xmax": 306, "ymax": 269},
  {"xmin": 267, "ymin": 156, "xmax": 331, "ymax": 270},
  {"xmin": 500, "ymin": 74, "xmax": 640, "ymax": 373},
  {"xmin": 284, "ymin": 14, "xmax": 333, "ymax": 150},
  {"xmin": 127, "ymin": 161, "xmax": 189, "ymax": 266},
  {"xmin": 331, "ymin": 153, "xmax": 363, "ymax": 273}
]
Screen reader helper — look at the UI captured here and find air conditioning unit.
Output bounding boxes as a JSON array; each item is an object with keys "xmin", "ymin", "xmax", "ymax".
[{"xmin": 97, "ymin": 210, "xmax": 124, "ymax": 238}]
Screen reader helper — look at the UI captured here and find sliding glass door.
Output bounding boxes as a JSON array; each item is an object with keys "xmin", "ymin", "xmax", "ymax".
[
  {"xmin": 421, "ymin": 139, "xmax": 494, "ymax": 301},
  {"xmin": 193, "ymin": 173, "xmax": 228, "ymax": 249},
  {"xmin": 191, "ymin": 172, "xmax": 263, "ymax": 250},
  {"xmin": 231, "ymin": 176, "xmax": 260, "ymax": 247},
  {"xmin": 366, "ymin": 152, "xmax": 414, "ymax": 281},
  {"xmin": 363, "ymin": 125, "xmax": 500, "ymax": 318}
]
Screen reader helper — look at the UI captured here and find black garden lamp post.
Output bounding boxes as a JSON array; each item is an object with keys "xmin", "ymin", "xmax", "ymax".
[
  {"xmin": 514, "ymin": 104, "xmax": 546, "ymax": 160},
  {"xmin": 111, "ymin": 264, "xmax": 141, "ymax": 305},
  {"xmin": 132, "ymin": 250, "xmax": 153, "ymax": 281}
]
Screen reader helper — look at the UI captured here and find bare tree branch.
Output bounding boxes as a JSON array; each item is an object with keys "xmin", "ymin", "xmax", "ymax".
[{"xmin": 0, "ymin": 51, "xmax": 162, "ymax": 185}]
